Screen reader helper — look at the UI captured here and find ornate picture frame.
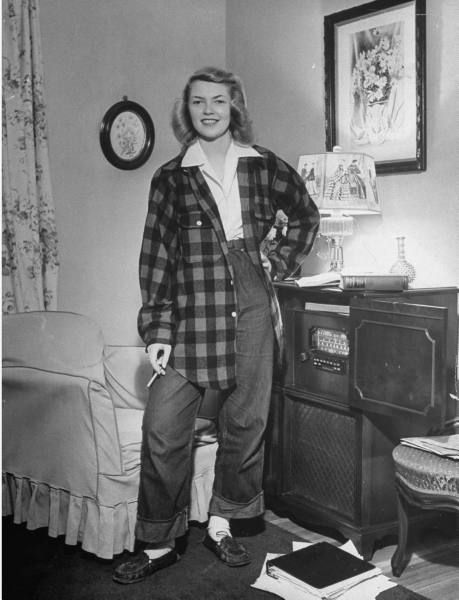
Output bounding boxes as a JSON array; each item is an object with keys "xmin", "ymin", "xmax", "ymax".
[
  {"xmin": 100, "ymin": 97, "xmax": 155, "ymax": 170},
  {"xmin": 324, "ymin": 0, "xmax": 426, "ymax": 174}
]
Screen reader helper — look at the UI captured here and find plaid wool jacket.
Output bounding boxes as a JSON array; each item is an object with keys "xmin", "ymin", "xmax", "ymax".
[{"xmin": 138, "ymin": 145, "xmax": 320, "ymax": 389}]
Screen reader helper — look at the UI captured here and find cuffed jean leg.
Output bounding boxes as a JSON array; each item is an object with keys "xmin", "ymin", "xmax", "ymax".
[
  {"xmin": 209, "ymin": 248, "xmax": 274, "ymax": 519},
  {"xmin": 135, "ymin": 366, "xmax": 202, "ymax": 545}
]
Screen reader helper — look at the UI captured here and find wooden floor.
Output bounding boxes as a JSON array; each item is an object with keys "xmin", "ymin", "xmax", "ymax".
[{"xmin": 264, "ymin": 510, "xmax": 459, "ymax": 600}]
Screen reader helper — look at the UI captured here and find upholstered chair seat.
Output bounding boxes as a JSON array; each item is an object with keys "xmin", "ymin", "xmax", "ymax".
[{"xmin": 391, "ymin": 437, "xmax": 459, "ymax": 577}]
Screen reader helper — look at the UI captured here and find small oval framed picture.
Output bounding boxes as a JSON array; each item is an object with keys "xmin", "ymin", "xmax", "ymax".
[{"xmin": 100, "ymin": 98, "xmax": 155, "ymax": 170}]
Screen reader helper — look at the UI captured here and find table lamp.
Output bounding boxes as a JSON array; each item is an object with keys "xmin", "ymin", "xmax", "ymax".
[{"xmin": 298, "ymin": 148, "xmax": 380, "ymax": 272}]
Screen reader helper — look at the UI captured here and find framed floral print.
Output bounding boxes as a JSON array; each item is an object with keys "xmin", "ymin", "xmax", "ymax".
[
  {"xmin": 100, "ymin": 97, "xmax": 155, "ymax": 170},
  {"xmin": 324, "ymin": 0, "xmax": 426, "ymax": 174}
]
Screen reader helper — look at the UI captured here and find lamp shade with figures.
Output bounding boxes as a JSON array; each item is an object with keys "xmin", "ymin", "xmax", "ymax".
[{"xmin": 298, "ymin": 148, "xmax": 381, "ymax": 272}]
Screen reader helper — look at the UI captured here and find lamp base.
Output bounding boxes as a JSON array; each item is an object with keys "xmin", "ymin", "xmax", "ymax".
[
  {"xmin": 328, "ymin": 236, "xmax": 345, "ymax": 272},
  {"xmin": 320, "ymin": 215, "xmax": 354, "ymax": 272}
]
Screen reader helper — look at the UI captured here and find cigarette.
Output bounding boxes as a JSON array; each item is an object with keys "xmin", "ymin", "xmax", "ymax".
[{"xmin": 146, "ymin": 372, "xmax": 159, "ymax": 388}]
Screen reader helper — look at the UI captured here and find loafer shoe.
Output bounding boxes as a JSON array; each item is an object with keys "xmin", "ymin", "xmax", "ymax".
[
  {"xmin": 113, "ymin": 549, "xmax": 178, "ymax": 584},
  {"xmin": 203, "ymin": 533, "xmax": 251, "ymax": 567}
]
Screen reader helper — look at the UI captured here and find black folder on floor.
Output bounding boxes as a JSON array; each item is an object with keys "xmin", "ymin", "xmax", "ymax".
[{"xmin": 266, "ymin": 541, "xmax": 381, "ymax": 598}]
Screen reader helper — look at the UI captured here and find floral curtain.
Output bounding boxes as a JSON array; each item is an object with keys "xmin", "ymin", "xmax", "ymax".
[{"xmin": 2, "ymin": 0, "xmax": 58, "ymax": 314}]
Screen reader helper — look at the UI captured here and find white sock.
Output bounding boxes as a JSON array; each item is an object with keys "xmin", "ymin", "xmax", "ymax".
[
  {"xmin": 207, "ymin": 515, "xmax": 231, "ymax": 542},
  {"xmin": 144, "ymin": 546, "xmax": 173, "ymax": 560}
]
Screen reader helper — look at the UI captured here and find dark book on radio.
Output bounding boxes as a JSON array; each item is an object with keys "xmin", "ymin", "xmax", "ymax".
[
  {"xmin": 266, "ymin": 541, "xmax": 381, "ymax": 597},
  {"xmin": 340, "ymin": 273, "xmax": 408, "ymax": 291}
]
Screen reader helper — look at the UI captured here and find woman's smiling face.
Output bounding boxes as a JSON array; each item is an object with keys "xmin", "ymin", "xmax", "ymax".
[{"xmin": 188, "ymin": 80, "xmax": 232, "ymax": 142}]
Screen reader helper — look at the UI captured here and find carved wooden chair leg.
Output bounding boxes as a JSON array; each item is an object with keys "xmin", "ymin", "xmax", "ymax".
[
  {"xmin": 359, "ymin": 536, "xmax": 376, "ymax": 562},
  {"xmin": 391, "ymin": 484, "xmax": 412, "ymax": 577}
]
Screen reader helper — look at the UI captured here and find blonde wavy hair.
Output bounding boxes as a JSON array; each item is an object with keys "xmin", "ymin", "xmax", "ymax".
[{"xmin": 171, "ymin": 66, "xmax": 254, "ymax": 147}]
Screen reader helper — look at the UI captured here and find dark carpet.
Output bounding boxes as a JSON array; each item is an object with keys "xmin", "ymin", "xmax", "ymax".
[{"xmin": 3, "ymin": 516, "xmax": 302, "ymax": 600}]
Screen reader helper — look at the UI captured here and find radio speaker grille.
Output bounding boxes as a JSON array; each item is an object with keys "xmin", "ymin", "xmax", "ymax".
[{"xmin": 283, "ymin": 397, "xmax": 358, "ymax": 520}]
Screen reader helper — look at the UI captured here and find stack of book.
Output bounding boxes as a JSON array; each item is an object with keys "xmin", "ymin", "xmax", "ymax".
[
  {"xmin": 293, "ymin": 272, "xmax": 409, "ymax": 292},
  {"xmin": 265, "ymin": 541, "xmax": 382, "ymax": 598},
  {"xmin": 340, "ymin": 273, "xmax": 408, "ymax": 292}
]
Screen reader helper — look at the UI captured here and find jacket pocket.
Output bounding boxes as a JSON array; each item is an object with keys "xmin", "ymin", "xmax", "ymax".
[{"xmin": 178, "ymin": 211, "xmax": 220, "ymax": 264}]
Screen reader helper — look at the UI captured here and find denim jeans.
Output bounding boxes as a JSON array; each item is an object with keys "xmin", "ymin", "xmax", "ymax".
[{"xmin": 135, "ymin": 247, "xmax": 274, "ymax": 545}]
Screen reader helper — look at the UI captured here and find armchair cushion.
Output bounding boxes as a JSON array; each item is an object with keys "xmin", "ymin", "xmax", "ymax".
[{"xmin": 115, "ymin": 408, "xmax": 144, "ymax": 472}]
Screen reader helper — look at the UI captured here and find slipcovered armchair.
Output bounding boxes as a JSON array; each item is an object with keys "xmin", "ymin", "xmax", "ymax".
[{"xmin": 2, "ymin": 311, "xmax": 218, "ymax": 559}]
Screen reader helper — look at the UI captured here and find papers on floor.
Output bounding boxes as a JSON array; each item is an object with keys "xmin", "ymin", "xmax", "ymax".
[
  {"xmin": 400, "ymin": 434, "xmax": 459, "ymax": 460},
  {"xmin": 252, "ymin": 540, "xmax": 396, "ymax": 600}
]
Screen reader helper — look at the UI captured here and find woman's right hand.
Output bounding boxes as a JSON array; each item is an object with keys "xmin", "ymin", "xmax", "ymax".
[{"xmin": 146, "ymin": 343, "xmax": 172, "ymax": 375}]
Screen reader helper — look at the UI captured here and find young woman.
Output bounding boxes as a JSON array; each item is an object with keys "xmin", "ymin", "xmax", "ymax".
[{"xmin": 113, "ymin": 66, "xmax": 319, "ymax": 584}]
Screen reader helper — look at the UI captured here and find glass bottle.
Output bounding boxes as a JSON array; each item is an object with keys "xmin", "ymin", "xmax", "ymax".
[{"xmin": 390, "ymin": 236, "xmax": 416, "ymax": 283}]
